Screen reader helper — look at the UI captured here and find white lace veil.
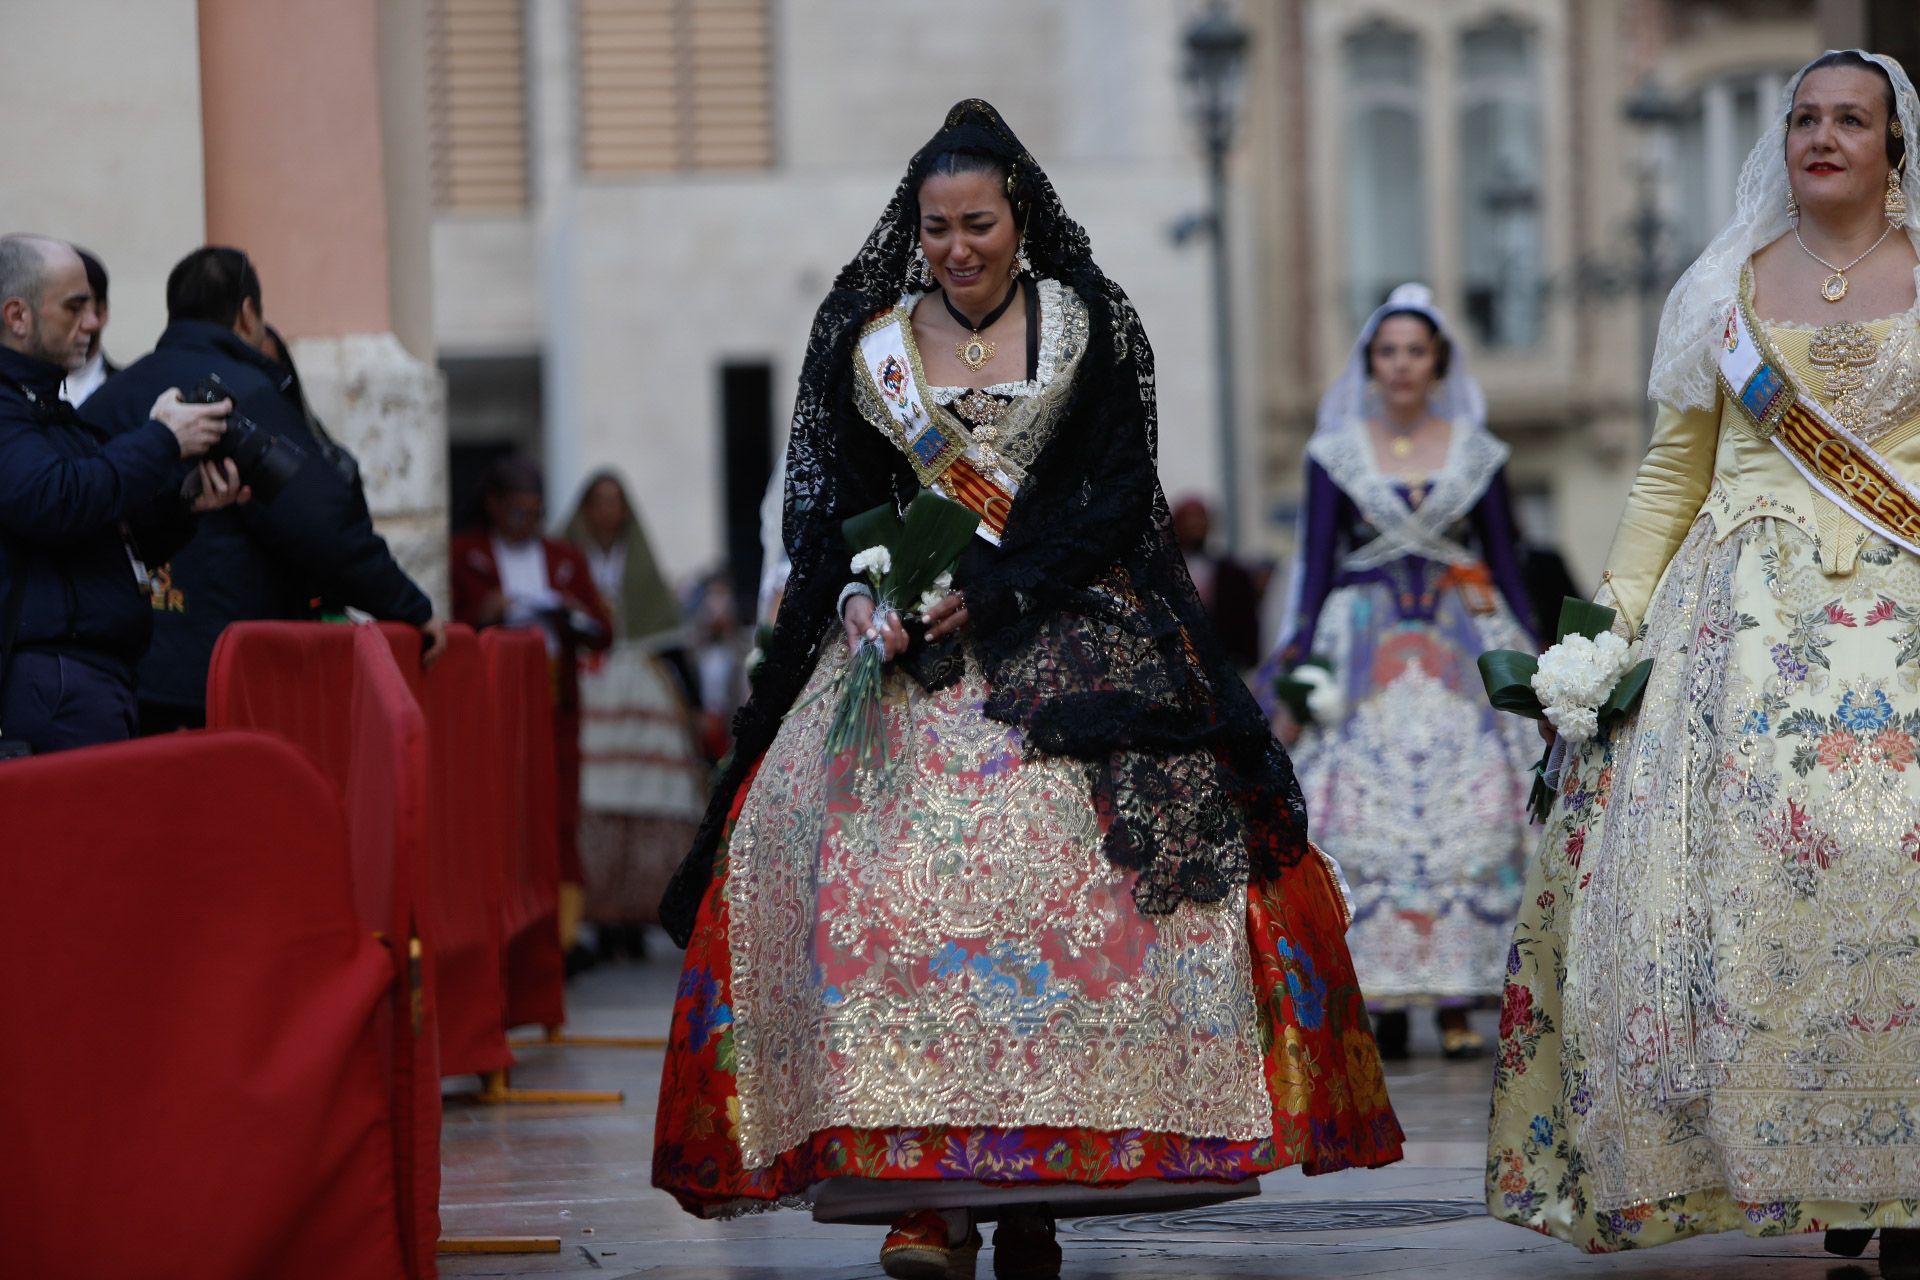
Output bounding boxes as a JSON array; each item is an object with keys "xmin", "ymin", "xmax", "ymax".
[
  {"xmin": 1276, "ymin": 283, "xmax": 1493, "ymax": 647},
  {"xmin": 1312, "ymin": 282, "xmax": 1488, "ymax": 444},
  {"xmin": 1648, "ymin": 50, "xmax": 1920, "ymax": 409}
]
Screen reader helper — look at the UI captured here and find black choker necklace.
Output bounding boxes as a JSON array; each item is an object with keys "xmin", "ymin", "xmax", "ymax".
[{"xmin": 943, "ymin": 277, "xmax": 1021, "ymax": 372}]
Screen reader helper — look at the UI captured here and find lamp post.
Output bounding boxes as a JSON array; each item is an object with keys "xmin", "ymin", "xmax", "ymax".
[{"xmin": 1183, "ymin": 1, "xmax": 1251, "ymax": 552}]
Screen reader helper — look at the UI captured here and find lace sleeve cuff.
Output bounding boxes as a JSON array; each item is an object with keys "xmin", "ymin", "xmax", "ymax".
[{"xmin": 837, "ymin": 581, "xmax": 875, "ymax": 618}]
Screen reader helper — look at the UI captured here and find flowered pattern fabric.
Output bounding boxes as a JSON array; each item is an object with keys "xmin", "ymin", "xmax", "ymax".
[
  {"xmin": 1487, "ymin": 517, "xmax": 1920, "ymax": 1249},
  {"xmin": 1292, "ymin": 577, "xmax": 1535, "ymax": 1005},
  {"xmin": 653, "ymin": 656, "xmax": 1403, "ymax": 1218}
]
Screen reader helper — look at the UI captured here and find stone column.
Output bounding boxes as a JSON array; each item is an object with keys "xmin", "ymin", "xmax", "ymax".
[{"xmin": 197, "ymin": 0, "xmax": 448, "ymax": 611}]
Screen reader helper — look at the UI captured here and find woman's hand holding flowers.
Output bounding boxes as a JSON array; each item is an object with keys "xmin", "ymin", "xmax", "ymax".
[
  {"xmin": 843, "ymin": 594, "xmax": 909, "ymax": 660},
  {"xmin": 922, "ymin": 590, "xmax": 969, "ymax": 643}
]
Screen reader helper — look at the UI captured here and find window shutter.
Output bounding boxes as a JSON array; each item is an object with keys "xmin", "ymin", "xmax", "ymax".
[
  {"xmin": 581, "ymin": 0, "xmax": 773, "ymax": 175},
  {"xmin": 429, "ymin": 0, "xmax": 531, "ymax": 212}
]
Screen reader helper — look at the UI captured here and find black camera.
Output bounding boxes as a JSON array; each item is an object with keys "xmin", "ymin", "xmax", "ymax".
[{"xmin": 182, "ymin": 374, "xmax": 304, "ymax": 503}]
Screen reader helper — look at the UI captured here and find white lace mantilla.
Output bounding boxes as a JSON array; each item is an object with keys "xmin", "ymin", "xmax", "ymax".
[{"xmin": 1305, "ymin": 417, "xmax": 1509, "ymax": 573}]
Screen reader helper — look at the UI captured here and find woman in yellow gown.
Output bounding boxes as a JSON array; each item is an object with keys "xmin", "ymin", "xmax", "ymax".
[{"xmin": 1487, "ymin": 51, "xmax": 1920, "ymax": 1269}]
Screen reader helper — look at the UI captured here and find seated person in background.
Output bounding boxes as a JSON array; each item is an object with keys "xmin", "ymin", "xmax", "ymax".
[
  {"xmin": 451, "ymin": 456, "xmax": 613, "ymax": 971},
  {"xmin": 83, "ymin": 246, "xmax": 446, "ymax": 734}
]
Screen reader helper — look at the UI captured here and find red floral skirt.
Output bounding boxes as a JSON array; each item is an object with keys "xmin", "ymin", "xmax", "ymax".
[{"xmin": 652, "ymin": 765, "xmax": 1403, "ymax": 1217}]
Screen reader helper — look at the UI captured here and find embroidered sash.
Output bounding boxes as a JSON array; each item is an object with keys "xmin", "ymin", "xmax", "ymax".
[
  {"xmin": 1721, "ymin": 296, "xmax": 1920, "ymax": 557},
  {"xmin": 856, "ymin": 303, "xmax": 1020, "ymax": 545}
]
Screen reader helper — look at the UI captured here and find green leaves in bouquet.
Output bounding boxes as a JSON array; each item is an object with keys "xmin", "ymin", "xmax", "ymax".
[
  {"xmin": 1478, "ymin": 649, "xmax": 1543, "ymax": 719},
  {"xmin": 1271, "ymin": 656, "xmax": 1331, "ymax": 726},
  {"xmin": 1601, "ymin": 657, "xmax": 1653, "ymax": 719},
  {"xmin": 1555, "ymin": 597, "xmax": 1619, "ymax": 644},
  {"xmin": 841, "ymin": 503, "xmax": 905, "ymax": 559},
  {"xmin": 839, "ymin": 490, "xmax": 979, "ymax": 605},
  {"xmin": 891, "ymin": 490, "xmax": 981, "ymax": 602}
]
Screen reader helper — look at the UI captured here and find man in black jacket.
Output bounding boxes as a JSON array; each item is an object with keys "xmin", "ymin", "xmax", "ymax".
[
  {"xmin": 85, "ymin": 246, "xmax": 446, "ymax": 733},
  {"xmin": 0, "ymin": 234, "xmax": 242, "ymax": 753}
]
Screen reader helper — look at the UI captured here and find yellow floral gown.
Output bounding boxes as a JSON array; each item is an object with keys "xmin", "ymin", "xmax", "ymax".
[{"xmin": 1488, "ymin": 280, "xmax": 1920, "ymax": 1248}]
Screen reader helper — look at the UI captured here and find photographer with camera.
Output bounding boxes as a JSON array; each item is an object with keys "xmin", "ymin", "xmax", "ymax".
[
  {"xmin": 84, "ymin": 246, "xmax": 447, "ymax": 734},
  {"xmin": 0, "ymin": 234, "xmax": 245, "ymax": 755}
]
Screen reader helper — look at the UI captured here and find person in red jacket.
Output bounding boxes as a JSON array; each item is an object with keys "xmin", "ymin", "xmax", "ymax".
[{"xmin": 450, "ymin": 456, "xmax": 613, "ymax": 968}]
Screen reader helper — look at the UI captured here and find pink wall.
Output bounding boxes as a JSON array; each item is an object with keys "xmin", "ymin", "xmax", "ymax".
[{"xmin": 198, "ymin": 0, "xmax": 392, "ymax": 338}]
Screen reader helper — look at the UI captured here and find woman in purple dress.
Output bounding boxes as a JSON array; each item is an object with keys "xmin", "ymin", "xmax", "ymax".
[{"xmin": 1260, "ymin": 284, "xmax": 1538, "ymax": 1059}]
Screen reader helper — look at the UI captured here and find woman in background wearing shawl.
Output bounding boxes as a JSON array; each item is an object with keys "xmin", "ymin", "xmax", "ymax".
[
  {"xmin": 1255, "ymin": 286, "xmax": 1537, "ymax": 1061},
  {"xmin": 564, "ymin": 471, "xmax": 704, "ymax": 959},
  {"xmin": 650, "ymin": 100, "xmax": 1400, "ymax": 1280}
]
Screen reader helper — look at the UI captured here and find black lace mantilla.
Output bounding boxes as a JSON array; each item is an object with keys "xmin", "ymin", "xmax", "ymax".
[{"xmin": 660, "ymin": 100, "xmax": 1309, "ymax": 946}]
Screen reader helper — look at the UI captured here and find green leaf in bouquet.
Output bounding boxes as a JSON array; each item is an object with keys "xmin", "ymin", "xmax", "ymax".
[
  {"xmin": 1527, "ymin": 757, "xmax": 1556, "ymax": 824},
  {"xmin": 1599, "ymin": 657, "xmax": 1653, "ymax": 720},
  {"xmin": 1478, "ymin": 649, "xmax": 1544, "ymax": 718},
  {"xmin": 885, "ymin": 490, "xmax": 982, "ymax": 605},
  {"xmin": 1555, "ymin": 597, "xmax": 1620, "ymax": 644},
  {"xmin": 841, "ymin": 502, "xmax": 905, "ymax": 555},
  {"xmin": 1271, "ymin": 655, "xmax": 1332, "ymax": 726}
]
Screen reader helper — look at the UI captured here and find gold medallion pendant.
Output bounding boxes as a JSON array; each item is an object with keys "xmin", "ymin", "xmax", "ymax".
[
  {"xmin": 957, "ymin": 333, "xmax": 995, "ymax": 371},
  {"xmin": 1823, "ymin": 272, "xmax": 1850, "ymax": 303}
]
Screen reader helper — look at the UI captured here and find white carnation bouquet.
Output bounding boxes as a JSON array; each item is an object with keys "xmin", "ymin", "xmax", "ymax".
[
  {"xmin": 1479, "ymin": 598, "xmax": 1651, "ymax": 821},
  {"xmin": 1272, "ymin": 656, "xmax": 1344, "ymax": 728},
  {"xmin": 822, "ymin": 491, "xmax": 980, "ymax": 771}
]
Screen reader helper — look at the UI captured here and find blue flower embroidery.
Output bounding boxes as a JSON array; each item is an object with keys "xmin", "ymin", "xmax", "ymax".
[
  {"xmin": 929, "ymin": 941, "xmax": 969, "ymax": 979},
  {"xmin": 1740, "ymin": 709, "xmax": 1769, "ymax": 736},
  {"xmin": 680, "ymin": 967, "xmax": 733, "ymax": 1053},
  {"xmin": 1274, "ymin": 937, "xmax": 1327, "ymax": 1031},
  {"xmin": 1529, "ymin": 1116, "xmax": 1554, "ymax": 1146},
  {"xmin": 1836, "ymin": 688, "xmax": 1894, "ymax": 732}
]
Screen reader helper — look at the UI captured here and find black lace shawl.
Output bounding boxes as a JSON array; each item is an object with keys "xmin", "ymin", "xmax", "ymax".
[{"xmin": 661, "ymin": 100, "xmax": 1308, "ymax": 947}]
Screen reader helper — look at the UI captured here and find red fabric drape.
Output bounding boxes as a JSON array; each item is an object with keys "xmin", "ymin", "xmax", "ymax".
[
  {"xmin": 206, "ymin": 622, "xmax": 441, "ymax": 1279},
  {"xmin": 0, "ymin": 732, "xmax": 406, "ymax": 1280},
  {"xmin": 380, "ymin": 623, "xmax": 512, "ymax": 1079},
  {"xmin": 479, "ymin": 627, "xmax": 566, "ymax": 1031}
]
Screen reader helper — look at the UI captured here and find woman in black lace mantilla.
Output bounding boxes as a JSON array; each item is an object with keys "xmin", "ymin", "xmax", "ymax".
[{"xmin": 652, "ymin": 100, "xmax": 1402, "ymax": 1280}]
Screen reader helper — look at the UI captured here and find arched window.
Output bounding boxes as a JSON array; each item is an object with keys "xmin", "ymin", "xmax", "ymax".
[
  {"xmin": 1458, "ymin": 16, "xmax": 1542, "ymax": 349},
  {"xmin": 1344, "ymin": 23, "xmax": 1427, "ymax": 330}
]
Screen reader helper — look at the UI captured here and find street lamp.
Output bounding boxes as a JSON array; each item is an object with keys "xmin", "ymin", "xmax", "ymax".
[{"xmin": 1183, "ymin": 1, "xmax": 1251, "ymax": 552}]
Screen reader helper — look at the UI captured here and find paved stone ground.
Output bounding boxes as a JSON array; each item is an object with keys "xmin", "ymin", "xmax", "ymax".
[{"xmin": 436, "ymin": 941, "xmax": 1891, "ymax": 1279}]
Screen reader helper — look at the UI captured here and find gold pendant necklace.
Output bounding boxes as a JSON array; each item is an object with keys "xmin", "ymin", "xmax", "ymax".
[
  {"xmin": 957, "ymin": 332, "xmax": 995, "ymax": 372},
  {"xmin": 1390, "ymin": 434, "xmax": 1414, "ymax": 459},
  {"xmin": 942, "ymin": 278, "xmax": 1020, "ymax": 374},
  {"xmin": 1795, "ymin": 221, "xmax": 1896, "ymax": 303}
]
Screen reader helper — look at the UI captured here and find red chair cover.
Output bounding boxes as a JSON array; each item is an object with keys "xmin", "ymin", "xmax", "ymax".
[
  {"xmin": 380, "ymin": 623, "xmax": 512, "ymax": 1078},
  {"xmin": 479, "ymin": 627, "xmax": 566, "ymax": 1032},
  {"xmin": 0, "ymin": 732, "xmax": 406, "ymax": 1280},
  {"xmin": 207, "ymin": 622, "xmax": 441, "ymax": 1279}
]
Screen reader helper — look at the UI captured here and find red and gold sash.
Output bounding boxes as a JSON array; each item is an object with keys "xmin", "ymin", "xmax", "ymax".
[
  {"xmin": 1720, "ymin": 293, "xmax": 1920, "ymax": 557},
  {"xmin": 856, "ymin": 302, "xmax": 1021, "ymax": 546}
]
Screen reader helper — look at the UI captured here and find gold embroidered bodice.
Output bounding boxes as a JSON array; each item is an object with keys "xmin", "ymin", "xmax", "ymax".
[
  {"xmin": 852, "ymin": 277, "xmax": 1091, "ymax": 480},
  {"xmin": 1603, "ymin": 294, "xmax": 1920, "ymax": 629}
]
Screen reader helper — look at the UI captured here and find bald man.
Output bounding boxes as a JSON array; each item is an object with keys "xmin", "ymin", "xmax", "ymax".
[{"xmin": 0, "ymin": 234, "xmax": 242, "ymax": 754}]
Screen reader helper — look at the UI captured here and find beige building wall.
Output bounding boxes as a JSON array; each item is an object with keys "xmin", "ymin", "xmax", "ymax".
[
  {"xmin": 0, "ymin": 0, "xmax": 207, "ymax": 358},
  {"xmin": 435, "ymin": 0, "xmax": 1260, "ymax": 585}
]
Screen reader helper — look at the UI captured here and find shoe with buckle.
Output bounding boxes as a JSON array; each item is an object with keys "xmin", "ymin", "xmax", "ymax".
[
  {"xmin": 992, "ymin": 1205, "xmax": 1061, "ymax": 1279},
  {"xmin": 881, "ymin": 1209, "xmax": 981, "ymax": 1280}
]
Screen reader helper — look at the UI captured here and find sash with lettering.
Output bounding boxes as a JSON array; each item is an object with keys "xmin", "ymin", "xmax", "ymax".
[
  {"xmin": 1719, "ymin": 293, "xmax": 1920, "ymax": 558},
  {"xmin": 855, "ymin": 301, "xmax": 1020, "ymax": 546}
]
